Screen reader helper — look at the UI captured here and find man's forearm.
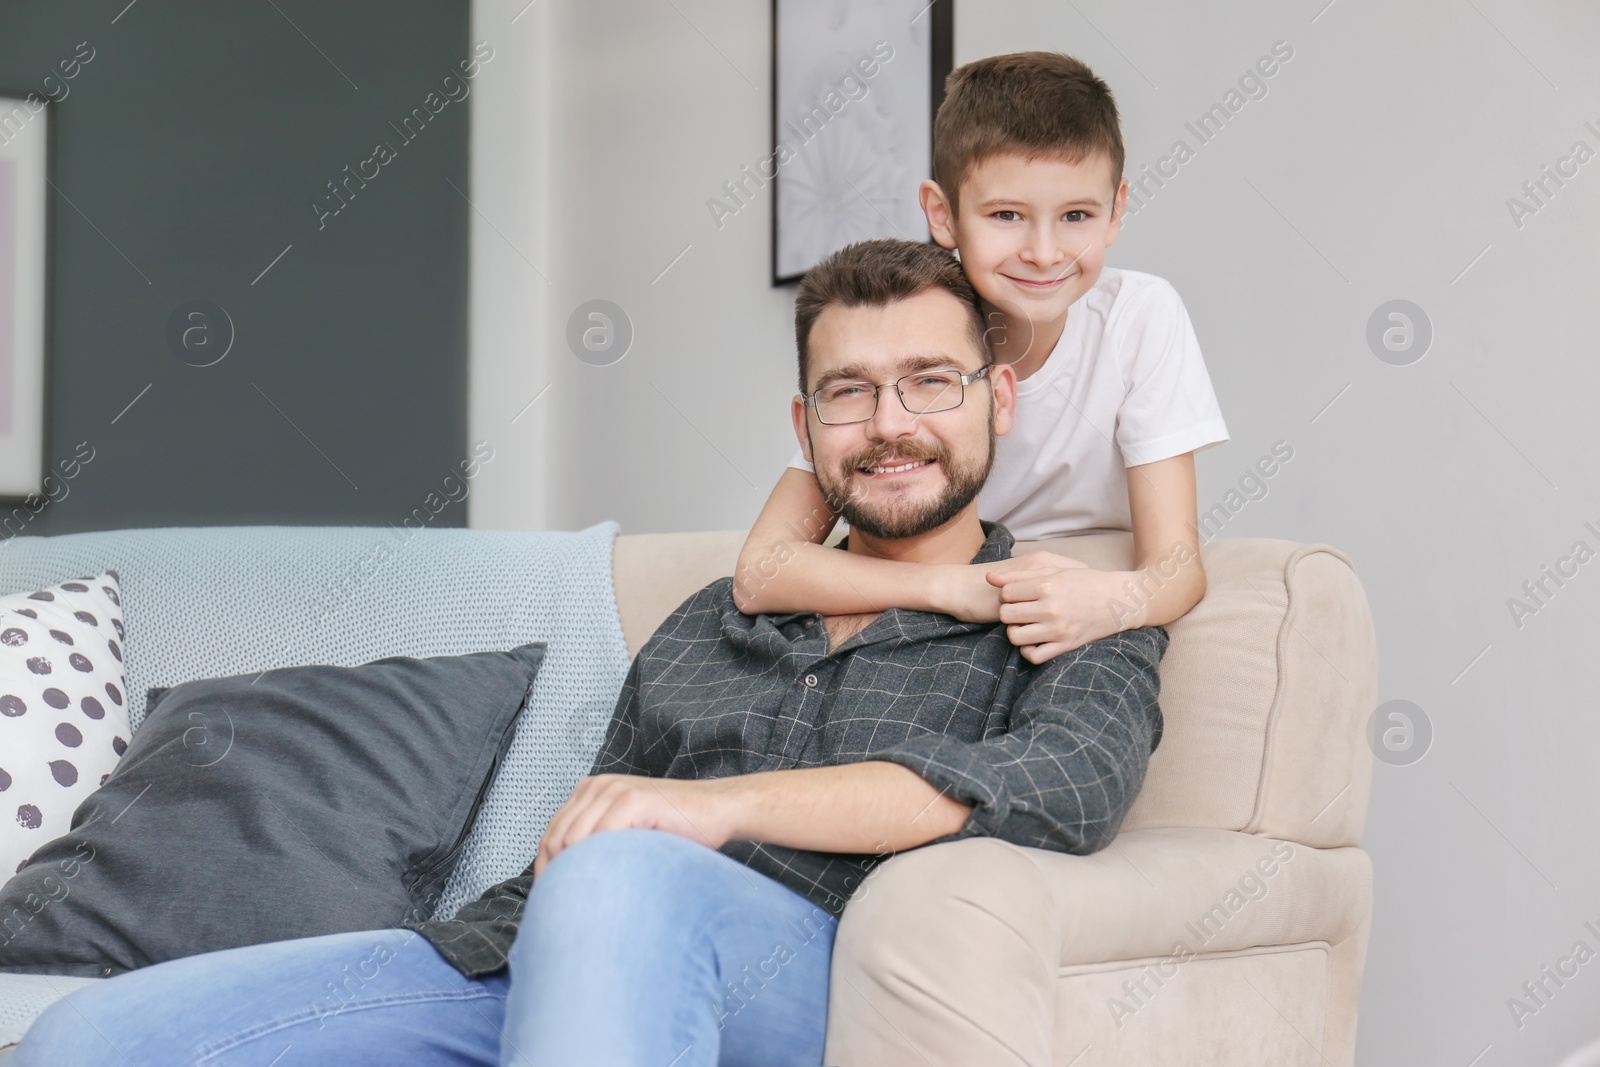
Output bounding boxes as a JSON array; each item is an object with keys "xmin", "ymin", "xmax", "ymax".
[{"xmin": 714, "ymin": 760, "xmax": 972, "ymax": 855}]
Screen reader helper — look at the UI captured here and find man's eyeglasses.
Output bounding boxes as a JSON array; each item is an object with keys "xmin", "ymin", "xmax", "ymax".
[{"xmin": 802, "ymin": 365, "xmax": 990, "ymax": 426}]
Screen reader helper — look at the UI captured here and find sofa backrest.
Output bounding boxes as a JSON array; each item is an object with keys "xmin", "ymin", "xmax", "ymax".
[{"xmin": 611, "ymin": 529, "xmax": 1378, "ymax": 850}]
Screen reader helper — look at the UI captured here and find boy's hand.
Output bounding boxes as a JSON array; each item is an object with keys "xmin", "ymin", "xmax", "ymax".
[
  {"xmin": 935, "ymin": 552, "xmax": 1087, "ymax": 625},
  {"xmin": 532, "ymin": 774, "xmax": 736, "ymax": 878},
  {"xmin": 984, "ymin": 552, "xmax": 1131, "ymax": 663}
]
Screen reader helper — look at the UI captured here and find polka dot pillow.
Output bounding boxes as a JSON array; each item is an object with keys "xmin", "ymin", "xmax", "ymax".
[{"xmin": 0, "ymin": 571, "xmax": 128, "ymax": 879}]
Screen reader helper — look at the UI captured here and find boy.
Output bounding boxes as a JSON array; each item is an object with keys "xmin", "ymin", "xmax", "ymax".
[{"xmin": 736, "ymin": 51, "xmax": 1228, "ymax": 662}]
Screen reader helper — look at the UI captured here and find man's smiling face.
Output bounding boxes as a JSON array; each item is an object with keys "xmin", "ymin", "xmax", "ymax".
[{"xmin": 792, "ymin": 287, "xmax": 1016, "ymax": 541}]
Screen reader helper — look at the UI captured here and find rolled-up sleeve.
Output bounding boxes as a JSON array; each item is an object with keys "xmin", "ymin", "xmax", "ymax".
[{"xmin": 869, "ymin": 626, "xmax": 1169, "ymax": 855}]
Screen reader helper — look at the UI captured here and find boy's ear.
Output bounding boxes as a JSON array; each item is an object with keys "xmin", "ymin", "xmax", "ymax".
[
  {"xmin": 1105, "ymin": 178, "xmax": 1130, "ymax": 249},
  {"xmin": 989, "ymin": 361, "xmax": 1018, "ymax": 439},
  {"xmin": 919, "ymin": 179, "xmax": 959, "ymax": 249}
]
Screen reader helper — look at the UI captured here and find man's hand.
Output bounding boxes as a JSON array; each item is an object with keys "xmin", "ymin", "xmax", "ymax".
[
  {"xmin": 983, "ymin": 552, "xmax": 1133, "ymax": 663},
  {"xmin": 532, "ymin": 774, "xmax": 736, "ymax": 878}
]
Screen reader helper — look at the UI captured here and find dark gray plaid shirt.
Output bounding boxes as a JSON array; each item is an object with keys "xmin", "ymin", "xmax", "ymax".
[{"xmin": 404, "ymin": 520, "xmax": 1169, "ymax": 978}]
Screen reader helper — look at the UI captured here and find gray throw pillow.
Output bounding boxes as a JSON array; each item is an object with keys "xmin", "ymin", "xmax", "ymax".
[{"xmin": 0, "ymin": 643, "xmax": 545, "ymax": 977}]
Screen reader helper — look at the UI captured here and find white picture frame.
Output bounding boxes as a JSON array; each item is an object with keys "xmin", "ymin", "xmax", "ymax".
[{"xmin": 0, "ymin": 90, "xmax": 49, "ymax": 500}]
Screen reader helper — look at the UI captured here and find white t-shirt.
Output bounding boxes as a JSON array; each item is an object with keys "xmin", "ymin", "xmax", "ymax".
[{"xmin": 788, "ymin": 267, "xmax": 1229, "ymax": 541}]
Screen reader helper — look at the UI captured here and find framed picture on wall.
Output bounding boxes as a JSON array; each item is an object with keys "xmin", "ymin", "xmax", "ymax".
[
  {"xmin": 770, "ymin": 0, "xmax": 954, "ymax": 286},
  {"xmin": 0, "ymin": 90, "xmax": 50, "ymax": 501}
]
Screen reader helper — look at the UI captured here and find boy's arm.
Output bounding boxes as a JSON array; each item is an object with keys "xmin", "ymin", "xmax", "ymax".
[
  {"xmin": 732, "ymin": 466, "xmax": 996, "ymax": 618},
  {"xmin": 1123, "ymin": 450, "xmax": 1207, "ymax": 626},
  {"xmin": 988, "ymin": 451, "xmax": 1207, "ymax": 661}
]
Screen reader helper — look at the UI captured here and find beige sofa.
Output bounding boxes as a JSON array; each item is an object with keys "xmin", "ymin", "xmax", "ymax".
[{"xmin": 613, "ymin": 528, "xmax": 1377, "ymax": 1067}]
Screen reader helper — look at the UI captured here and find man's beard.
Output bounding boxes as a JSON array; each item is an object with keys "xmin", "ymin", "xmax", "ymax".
[{"xmin": 811, "ymin": 413, "xmax": 997, "ymax": 541}]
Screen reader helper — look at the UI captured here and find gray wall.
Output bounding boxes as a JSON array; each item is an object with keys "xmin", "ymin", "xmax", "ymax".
[
  {"xmin": 467, "ymin": 0, "xmax": 1600, "ymax": 1062},
  {"xmin": 0, "ymin": 0, "xmax": 472, "ymax": 534}
]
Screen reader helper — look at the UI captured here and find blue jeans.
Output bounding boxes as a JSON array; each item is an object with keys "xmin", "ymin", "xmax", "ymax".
[{"xmin": 14, "ymin": 828, "xmax": 839, "ymax": 1066}]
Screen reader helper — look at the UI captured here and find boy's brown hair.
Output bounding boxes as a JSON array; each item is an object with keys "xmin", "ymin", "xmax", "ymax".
[
  {"xmin": 794, "ymin": 238, "xmax": 988, "ymax": 393},
  {"xmin": 932, "ymin": 51, "xmax": 1124, "ymax": 211}
]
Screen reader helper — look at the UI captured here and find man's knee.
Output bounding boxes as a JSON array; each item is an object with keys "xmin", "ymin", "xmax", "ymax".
[
  {"xmin": 516, "ymin": 829, "xmax": 721, "ymax": 953},
  {"xmin": 556, "ymin": 826, "xmax": 701, "ymax": 865},
  {"xmin": 534, "ymin": 828, "xmax": 712, "ymax": 895}
]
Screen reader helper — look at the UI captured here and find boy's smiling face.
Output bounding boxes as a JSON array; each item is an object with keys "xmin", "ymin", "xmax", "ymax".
[{"xmin": 921, "ymin": 150, "xmax": 1128, "ymax": 341}]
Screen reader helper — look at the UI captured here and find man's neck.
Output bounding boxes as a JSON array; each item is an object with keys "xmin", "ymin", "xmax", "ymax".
[
  {"xmin": 841, "ymin": 506, "xmax": 988, "ymax": 567},
  {"xmin": 983, "ymin": 302, "xmax": 1067, "ymax": 383}
]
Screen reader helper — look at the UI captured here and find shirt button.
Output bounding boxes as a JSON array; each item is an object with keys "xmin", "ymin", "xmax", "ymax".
[{"xmin": 804, "ymin": 674, "xmax": 818, "ymax": 688}]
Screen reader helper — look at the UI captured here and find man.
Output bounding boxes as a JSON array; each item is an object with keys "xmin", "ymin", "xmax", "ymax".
[{"xmin": 14, "ymin": 238, "xmax": 1168, "ymax": 1067}]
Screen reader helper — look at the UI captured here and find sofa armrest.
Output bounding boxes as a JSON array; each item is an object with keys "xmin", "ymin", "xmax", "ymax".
[
  {"xmin": 840, "ymin": 827, "xmax": 1370, "ymax": 970},
  {"xmin": 1039, "ymin": 826, "xmax": 1369, "ymax": 965},
  {"xmin": 825, "ymin": 828, "xmax": 1371, "ymax": 1066}
]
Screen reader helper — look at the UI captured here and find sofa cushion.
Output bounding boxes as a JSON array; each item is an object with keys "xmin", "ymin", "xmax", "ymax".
[
  {"xmin": 0, "ymin": 573, "xmax": 129, "ymax": 880},
  {"xmin": 0, "ymin": 643, "xmax": 544, "ymax": 978}
]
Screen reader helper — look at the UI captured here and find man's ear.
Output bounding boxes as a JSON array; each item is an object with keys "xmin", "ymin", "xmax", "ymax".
[
  {"xmin": 919, "ymin": 178, "xmax": 959, "ymax": 249},
  {"xmin": 989, "ymin": 361, "xmax": 1018, "ymax": 439},
  {"xmin": 791, "ymin": 394, "xmax": 814, "ymax": 464},
  {"xmin": 1104, "ymin": 177, "xmax": 1129, "ymax": 250}
]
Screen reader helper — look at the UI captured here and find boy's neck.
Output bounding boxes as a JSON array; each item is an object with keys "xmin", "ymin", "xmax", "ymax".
[{"xmin": 983, "ymin": 303, "xmax": 1068, "ymax": 382}]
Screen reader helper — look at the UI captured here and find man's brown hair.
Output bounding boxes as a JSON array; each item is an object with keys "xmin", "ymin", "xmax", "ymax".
[
  {"xmin": 794, "ymin": 238, "xmax": 988, "ymax": 393},
  {"xmin": 932, "ymin": 51, "xmax": 1124, "ymax": 211}
]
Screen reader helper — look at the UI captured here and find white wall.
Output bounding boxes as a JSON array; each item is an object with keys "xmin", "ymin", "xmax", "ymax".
[
  {"xmin": 470, "ymin": 0, "xmax": 796, "ymax": 537},
  {"xmin": 464, "ymin": 0, "xmax": 553, "ymax": 531},
  {"xmin": 469, "ymin": 1, "xmax": 1600, "ymax": 1063}
]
